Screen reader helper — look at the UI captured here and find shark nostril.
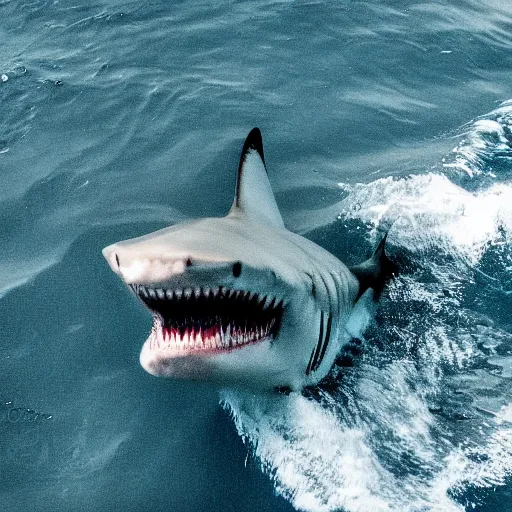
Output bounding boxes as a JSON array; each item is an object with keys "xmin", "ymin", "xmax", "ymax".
[
  {"xmin": 232, "ymin": 262, "xmax": 242, "ymax": 278},
  {"xmin": 115, "ymin": 254, "xmax": 120, "ymax": 269},
  {"xmin": 186, "ymin": 257, "xmax": 193, "ymax": 267}
]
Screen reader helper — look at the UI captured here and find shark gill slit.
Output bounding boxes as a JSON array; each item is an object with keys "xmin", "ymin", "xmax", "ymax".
[
  {"xmin": 313, "ymin": 312, "xmax": 325, "ymax": 368},
  {"xmin": 306, "ymin": 271, "xmax": 334, "ymax": 375},
  {"xmin": 306, "ymin": 311, "xmax": 333, "ymax": 375},
  {"xmin": 306, "ymin": 311, "xmax": 324, "ymax": 375},
  {"xmin": 318, "ymin": 314, "xmax": 332, "ymax": 366},
  {"xmin": 306, "ymin": 345, "xmax": 316, "ymax": 376}
]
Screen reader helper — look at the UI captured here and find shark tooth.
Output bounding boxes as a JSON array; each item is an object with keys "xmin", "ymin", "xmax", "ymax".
[{"xmin": 102, "ymin": 127, "xmax": 396, "ymax": 390}]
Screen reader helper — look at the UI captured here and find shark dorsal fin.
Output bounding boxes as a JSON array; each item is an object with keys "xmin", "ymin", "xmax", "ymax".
[{"xmin": 228, "ymin": 128, "xmax": 284, "ymax": 228}]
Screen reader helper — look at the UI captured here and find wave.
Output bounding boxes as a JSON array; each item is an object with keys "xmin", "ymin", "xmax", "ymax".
[
  {"xmin": 443, "ymin": 99, "xmax": 512, "ymax": 180},
  {"xmin": 221, "ymin": 101, "xmax": 512, "ymax": 512}
]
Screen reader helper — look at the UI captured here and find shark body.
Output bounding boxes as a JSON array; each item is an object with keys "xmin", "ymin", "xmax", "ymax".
[{"xmin": 103, "ymin": 129, "xmax": 394, "ymax": 391}]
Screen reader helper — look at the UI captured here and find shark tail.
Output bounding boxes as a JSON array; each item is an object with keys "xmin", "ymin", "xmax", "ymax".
[{"xmin": 350, "ymin": 233, "xmax": 398, "ymax": 301}]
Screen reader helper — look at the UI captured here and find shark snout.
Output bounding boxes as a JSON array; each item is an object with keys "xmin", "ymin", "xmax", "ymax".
[
  {"xmin": 102, "ymin": 245, "xmax": 121, "ymax": 274},
  {"xmin": 102, "ymin": 242, "xmax": 268, "ymax": 291},
  {"xmin": 102, "ymin": 243, "xmax": 191, "ymax": 284}
]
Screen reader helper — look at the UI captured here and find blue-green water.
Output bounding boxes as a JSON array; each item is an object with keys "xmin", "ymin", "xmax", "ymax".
[{"xmin": 1, "ymin": 1, "xmax": 512, "ymax": 511}]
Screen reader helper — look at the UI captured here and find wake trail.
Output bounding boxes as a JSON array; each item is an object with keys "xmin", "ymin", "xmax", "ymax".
[{"xmin": 221, "ymin": 100, "xmax": 512, "ymax": 512}]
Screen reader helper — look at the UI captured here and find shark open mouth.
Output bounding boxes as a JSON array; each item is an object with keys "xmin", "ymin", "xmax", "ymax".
[{"xmin": 130, "ymin": 285, "xmax": 284, "ymax": 353}]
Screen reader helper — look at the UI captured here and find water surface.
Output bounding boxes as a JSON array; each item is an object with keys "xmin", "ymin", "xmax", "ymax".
[{"xmin": 1, "ymin": 1, "xmax": 512, "ymax": 511}]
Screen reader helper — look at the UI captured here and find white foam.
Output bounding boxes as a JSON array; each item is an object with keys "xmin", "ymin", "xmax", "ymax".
[
  {"xmin": 339, "ymin": 173, "xmax": 512, "ymax": 265},
  {"xmin": 443, "ymin": 100, "xmax": 512, "ymax": 177},
  {"xmin": 443, "ymin": 404, "xmax": 512, "ymax": 495},
  {"xmin": 497, "ymin": 403, "xmax": 512, "ymax": 424},
  {"xmin": 222, "ymin": 360, "xmax": 468, "ymax": 512},
  {"xmin": 222, "ymin": 391, "xmax": 395, "ymax": 512}
]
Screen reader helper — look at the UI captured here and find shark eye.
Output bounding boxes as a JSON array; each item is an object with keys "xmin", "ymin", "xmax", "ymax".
[{"xmin": 232, "ymin": 262, "xmax": 242, "ymax": 278}]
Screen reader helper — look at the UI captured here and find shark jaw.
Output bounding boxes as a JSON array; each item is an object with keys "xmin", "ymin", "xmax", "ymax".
[
  {"xmin": 132, "ymin": 284, "xmax": 284, "ymax": 357},
  {"xmin": 103, "ymin": 128, "xmax": 394, "ymax": 390}
]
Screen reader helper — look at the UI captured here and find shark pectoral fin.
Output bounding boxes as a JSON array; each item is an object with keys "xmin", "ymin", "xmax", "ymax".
[
  {"xmin": 228, "ymin": 128, "xmax": 285, "ymax": 229},
  {"xmin": 350, "ymin": 233, "xmax": 398, "ymax": 301}
]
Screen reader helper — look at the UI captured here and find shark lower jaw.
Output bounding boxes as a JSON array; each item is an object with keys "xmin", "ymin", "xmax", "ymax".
[
  {"xmin": 130, "ymin": 284, "xmax": 284, "ymax": 356},
  {"xmin": 146, "ymin": 318, "xmax": 276, "ymax": 356}
]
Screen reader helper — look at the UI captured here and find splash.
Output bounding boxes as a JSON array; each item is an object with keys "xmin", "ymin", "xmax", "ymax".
[
  {"xmin": 221, "ymin": 101, "xmax": 512, "ymax": 512},
  {"xmin": 339, "ymin": 173, "xmax": 512, "ymax": 266},
  {"xmin": 443, "ymin": 100, "xmax": 512, "ymax": 178}
]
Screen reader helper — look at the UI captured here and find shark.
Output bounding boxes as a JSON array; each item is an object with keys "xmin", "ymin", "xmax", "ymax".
[{"xmin": 103, "ymin": 128, "xmax": 395, "ymax": 391}]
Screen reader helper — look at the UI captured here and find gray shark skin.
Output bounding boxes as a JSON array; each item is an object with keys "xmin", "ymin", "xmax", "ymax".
[{"xmin": 103, "ymin": 128, "xmax": 394, "ymax": 391}]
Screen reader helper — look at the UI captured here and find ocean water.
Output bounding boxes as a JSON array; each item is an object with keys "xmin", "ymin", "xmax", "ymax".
[{"xmin": 1, "ymin": 1, "xmax": 512, "ymax": 511}]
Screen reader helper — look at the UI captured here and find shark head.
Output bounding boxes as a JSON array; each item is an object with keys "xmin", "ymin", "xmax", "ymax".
[{"xmin": 103, "ymin": 129, "xmax": 393, "ymax": 390}]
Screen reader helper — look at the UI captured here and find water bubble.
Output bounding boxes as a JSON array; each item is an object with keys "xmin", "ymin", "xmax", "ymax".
[{"xmin": 1, "ymin": 74, "xmax": 8, "ymax": 83}]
